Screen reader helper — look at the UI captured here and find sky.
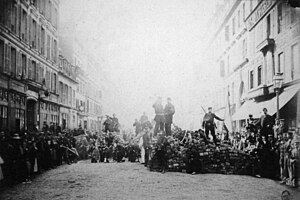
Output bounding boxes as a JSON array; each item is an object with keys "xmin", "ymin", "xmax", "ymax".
[{"xmin": 61, "ymin": 0, "xmax": 220, "ymax": 130}]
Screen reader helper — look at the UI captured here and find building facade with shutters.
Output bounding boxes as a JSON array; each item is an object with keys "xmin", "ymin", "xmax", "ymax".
[
  {"xmin": 203, "ymin": 0, "xmax": 300, "ymax": 132},
  {"xmin": 0, "ymin": 0, "xmax": 60, "ymax": 132},
  {"xmin": 58, "ymin": 54, "xmax": 77, "ymax": 130}
]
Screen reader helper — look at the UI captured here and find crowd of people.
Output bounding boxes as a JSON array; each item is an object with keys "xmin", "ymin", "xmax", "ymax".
[
  {"xmin": 227, "ymin": 108, "xmax": 300, "ymax": 187},
  {"xmin": 0, "ymin": 103, "xmax": 299, "ymax": 189},
  {"xmin": 0, "ymin": 122, "xmax": 81, "ymax": 187}
]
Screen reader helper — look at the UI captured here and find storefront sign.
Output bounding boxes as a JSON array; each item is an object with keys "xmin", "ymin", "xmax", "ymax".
[{"xmin": 246, "ymin": 0, "xmax": 276, "ymax": 30}]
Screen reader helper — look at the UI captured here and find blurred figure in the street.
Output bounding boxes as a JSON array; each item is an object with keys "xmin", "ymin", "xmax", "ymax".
[
  {"xmin": 103, "ymin": 115, "xmax": 112, "ymax": 133},
  {"xmin": 164, "ymin": 97, "xmax": 175, "ymax": 136},
  {"xmin": 142, "ymin": 122, "xmax": 152, "ymax": 167},
  {"xmin": 112, "ymin": 114, "xmax": 119, "ymax": 132},
  {"xmin": 247, "ymin": 114, "xmax": 257, "ymax": 133},
  {"xmin": 153, "ymin": 97, "xmax": 165, "ymax": 136},
  {"xmin": 256, "ymin": 108, "xmax": 274, "ymax": 137},
  {"xmin": 274, "ymin": 119, "xmax": 281, "ymax": 139},
  {"xmin": 156, "ymin": 130, "xmax": 167, "ymax": 173},
  {"xmin": 279, "ymin": 119, "xmax": 289, "ymax": 136},
  {"xmin": 133, "ymin": 119, "xmax": 142, "ymax": 136},
  {"xmin": 289, "ymin": 135, "xmax": 299, "ymax": 187},
  {"xmin": 202, "ymin": 107, "xmax": 224, "ymax": 145}
]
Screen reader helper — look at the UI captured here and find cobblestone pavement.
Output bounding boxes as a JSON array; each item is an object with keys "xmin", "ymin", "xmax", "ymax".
[{"xmin": 0, "ymin": 160, "xmax": 300, "ymax": 200}]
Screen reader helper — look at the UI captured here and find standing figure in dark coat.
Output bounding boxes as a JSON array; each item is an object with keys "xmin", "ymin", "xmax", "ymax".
[
  {"xmin": 202, "ymin": 107, "xmax": 224, "ymax": 145},
  {"xmin": 142, "ymin": 122, "xmax": 152, "ymax": 167},
  {"xmin": 256, "ymin": 108, "xmax": 274, "ymax": 137},
  {"xmin": 164, "ymin": 97, "xmax": 175, "ymax": 136},
  {"xmin": 140, "ymin": 112, "xmax": 149, "ymax": 126},
  {"xmin": 103, "ymin": 116, "xmax": 113, "ymax": 133},
  {"xmin": 153, "ymin": 97, "xmax": 165, "ymax": 136},
  {"xmin": 133, "ymin": 119, "xmax": 142, "ymax": 136}
]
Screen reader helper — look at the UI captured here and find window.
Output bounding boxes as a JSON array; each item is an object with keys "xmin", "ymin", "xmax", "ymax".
[
  {"xmin": 11, "ymin": 3, "xmax": 17, "ymax": 33},
  {"xmin": 232, "ymin": 17, "xmax": 236, "ymax": 35},
  {"xmin": 277, "ymin": 2, "xmax": 283, "ymax": 34},
  {"xmin": 250, "ymin": 70, "xmax": 254, "ymax": 89},
  {"xmin": 32, "ymin": 19, "xmax": 37, "ymax": 48},
  {"xmin": 291, "ymin": 43, "xmax": 299, "ymax": 80},
  {"xmin": 225, "ymin": 25, "xmax": 229, "ymax": 41},
  {"xmin": 47, "ymin": 34, "xmax": 50, "ymax": 59},
  {"xmin": 220, "ymin": 60, "xmax": 225, "ymax": 77},
  {"xmin": 250, "ymin": 0, "xmax": 253, "ymax": 12},
  {"xmin": 227, "ymin": 55, "xmax": 230, "ymax": 74},
  {"xmin": 53, "ymin": 73, "xmax": 57, "ymax": 93},
  {"xmin": 258, "ymin": 66, "xmax": 262, "ymax": 86},
  {"xmin": 278, "ymin": 52, "xmax": 284, "ymax": 73},
  {"xmin": 41, "ymin": 27, "xmax": 45, "ymax": 55},
  {"xmin": 267, "ymin": 15, "xmax": 271, "ymax": 38},
  {"xmin": 0, "ymin": 40, "xmax": 4, "ymax": 72},
  {"xmin": 31, "ymin": 60, "xmax": 36, "ymax": 81},
  {"xmin": 231, "ymin": 82, "xmax": 235, "ymax": 104},
  {"xmin": 21, "ymin": 10, "xmax": 27, "ymax": 40},
  {"xmin": 4, "ymin": 44, "xmax": 10, "ymax": 74},
  {"xmin": 291, "ymin": 7, "xmax": 300, "ymax": 24},
  {"xmin": 243, "ymin": 3, "xmax": 245, "ymax": 20},
  {"xmin": 15, "ymin": 109, "xmax": 25, "ymax": 131},
  {"xmin": 238, "ymin": 10, "xmax": 241, "ymax": 28},
  {"xmin": 11, "ymin": 47, "xmax": 16, "ymax": 76},
  {"xmin": 21, "ymin": 54, "xmax": 26, "ymax": 78},
  {"xmin": 53, "ymin": 39, "xmax": 57, "ymax": 63},
  {"xmin": 0, "ymin": 106, "xmax": 8, "ymax": 131},
  {"xmin": 32, "ymin": 0, "xmax": 37, "ymax": 7},
  {"xmin": 242, "ymin": 38, "xmax": 247, "ymax": 59}
]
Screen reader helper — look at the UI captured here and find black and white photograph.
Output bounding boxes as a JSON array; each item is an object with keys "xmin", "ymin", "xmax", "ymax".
[{"xmin": 0, "ymin": 0, "xmax": 300, "ymax": 199}]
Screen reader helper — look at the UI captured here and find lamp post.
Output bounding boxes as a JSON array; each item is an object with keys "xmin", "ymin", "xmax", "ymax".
[{"xmin": 273, "ymin": 72, "xmax": 283, "ymax": 120}]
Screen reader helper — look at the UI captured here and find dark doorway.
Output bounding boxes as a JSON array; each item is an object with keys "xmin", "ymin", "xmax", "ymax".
[{"xmin": 27, "ymin": 99, "xmax": 36, "ymax": 131}]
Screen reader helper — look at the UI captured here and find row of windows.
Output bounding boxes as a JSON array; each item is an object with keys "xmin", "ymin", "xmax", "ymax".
[
  {"xmin": 87, "ymin": 99, "xmax": 102, "ymax": 115},
  {"xmin": 0, "ymin": 1, "xmax": 58, "ymax": 64},
  {"xmin": 0, "ymin": 39, "xmax": 58, "ymax": 93},
  {"xmin": 41, "ymin": 113, "xmax": 59, "ymax": 124},
  {"xmin": 59, "ymin": 81, "xmax": 75, "ymax": 107},
  {"xmin": 31, "ymin": 0, "xmax": 58, "ymax": 28},
  {"xmin": 40, "ymin": 102, "xmax": 59, "ymax": 112},
  {"xmin": 59, "ymin": 56, "xmax": 77, "ymax": 80}
]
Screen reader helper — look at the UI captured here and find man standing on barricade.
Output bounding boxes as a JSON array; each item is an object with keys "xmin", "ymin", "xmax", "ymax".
[
  {"xmin": 202, "ymin": 107, "xmax": 224, "ymax": 145},
  {"xmin": 256, "ymin": 108, "xmax": 274, "ymax": 137},
  {"xmin": 140, "ymin": 112, "xmax": 149, "ymax": 126},
  {"xmin": 153, "ymin": 97, "xmax": 165, "ymax": 137},
  {"xmin": 164, "ymin": 97, "xmax": 175, "ymax": 136}
]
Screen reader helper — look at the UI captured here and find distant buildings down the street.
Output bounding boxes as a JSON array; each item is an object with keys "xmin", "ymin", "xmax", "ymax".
[{"xmin": 0, "ymin": 0, "xmax": 103, "ymax": 133}]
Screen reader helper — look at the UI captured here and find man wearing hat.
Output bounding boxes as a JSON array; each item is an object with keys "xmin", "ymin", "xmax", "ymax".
[
  {"xmin": 164, "ymin": 97, "xmax": 175, "ymax": 136},
  {"xmin": 256, "ymin": 108, "xmax": 274, "ymax": 137},
  {"xmin": 153, "ymin": 97, "xmax": 165, "ymax": 136},
  {"xmin": 202, "ymin": 107, "xmax": 224, "ymax": 145},
  {"xmin": 247, "ymin": 114, "xmax": 257, "ymax": 133}
]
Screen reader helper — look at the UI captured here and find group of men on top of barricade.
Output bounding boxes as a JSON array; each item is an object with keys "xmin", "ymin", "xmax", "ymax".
[{"xmin": 103, "ymin": 114, "xmax": 120, "ymax": 133}]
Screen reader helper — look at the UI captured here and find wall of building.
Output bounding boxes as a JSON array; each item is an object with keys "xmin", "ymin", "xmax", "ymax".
[
  {"xmin": 0, "ymin": 0, "xmax": 60, "ymax": 132},
  {"xmin": 203, "ymin": 0, "xmax": 300, "ymax": 132}
]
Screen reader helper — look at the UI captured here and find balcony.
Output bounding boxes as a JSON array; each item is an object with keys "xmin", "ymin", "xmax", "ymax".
[
  {"xmin": 247, "ymin": 85, "xmax": 269, "ymax": 99},
  {"xmin": 257, "ymin": 38, "xmax": 275, "ymax": 54}
]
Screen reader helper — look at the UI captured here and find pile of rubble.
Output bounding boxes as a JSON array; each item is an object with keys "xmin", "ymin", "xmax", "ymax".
[{"xmin": 149, "ymin": 128, "xmax": 255, "ymax": 175}]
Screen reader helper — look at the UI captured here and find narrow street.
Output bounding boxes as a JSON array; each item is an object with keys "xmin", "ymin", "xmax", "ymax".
[{"xmin": 1, "ymin": 161, "xmax": 299, "ymax": 200}]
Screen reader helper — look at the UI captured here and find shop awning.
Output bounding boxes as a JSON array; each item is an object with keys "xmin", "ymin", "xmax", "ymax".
[{"xmin": 232, "ymin": 84, "xmax": 299, "ymax": 120}]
